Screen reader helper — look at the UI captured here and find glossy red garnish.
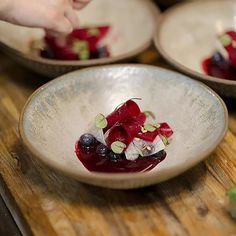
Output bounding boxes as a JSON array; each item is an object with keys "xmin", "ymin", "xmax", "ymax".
[
  {"xmin": 106, "ymin": 113, "xmax": 146, "ymax": 147},
  {"xmin": 159, "ymin": 123, "xmax": 174, "ymax": 138},
  {"xmin": 221, "ymin": 31, "xmax": 236, "ymax": 68},
  {"xmin": 105, "ymin": 100, "xmax": 141, "ymax": 131},
  {"xmin": 71, "ymin": 26, "xmax": 110, "ymax": 51},
  {"xmin": 137, "ymin": 122, "xmax": 173, "ymax": 142}
]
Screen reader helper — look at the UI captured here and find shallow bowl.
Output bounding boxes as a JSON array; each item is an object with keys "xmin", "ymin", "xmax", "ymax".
[
  {"xmin": 19, "ymin": 65, "xmax": 228, "ymax": 189},
  {"xmin": 154, "ymin": 0, "xmax": 236, "ymax": 98},
  {"xmin": 0, "ymin": 0, "xmax": 159, "ymax": 77}
]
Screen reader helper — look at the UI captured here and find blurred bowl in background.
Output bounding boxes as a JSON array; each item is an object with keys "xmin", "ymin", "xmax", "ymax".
[
  {"xmin": 154, "ymin": 0, "xmax": 236, "ymax": 98},
  {"xmin": 0, "ymin": 0, "xmax": 160, "ymax": 77}
]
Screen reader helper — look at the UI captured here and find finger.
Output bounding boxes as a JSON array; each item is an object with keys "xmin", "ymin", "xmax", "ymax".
[
  {"xmin": 52, "ymin": 17, "xmax": 73, "ymax": 35},
  {"xmin": 64, "ymin": 6, "xmax": 79, "ymax": 28},
  {"xmin": 72, "ymin": 0, "xmax": 90, "ymax": 10}
]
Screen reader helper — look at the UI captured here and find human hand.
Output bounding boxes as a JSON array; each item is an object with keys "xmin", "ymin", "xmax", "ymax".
[
  {"xmin": 72, "ymin": 0, "xmax": 91, "ymax": 10},
  {"xmin": 0, "ymin": 0, "xmax": 91, "ymax": 34}
]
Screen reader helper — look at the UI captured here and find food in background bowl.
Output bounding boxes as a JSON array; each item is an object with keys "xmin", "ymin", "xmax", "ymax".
[
  {"xmin": 75, "ymin": 99, "xmax": 173, "ymax": 173},
  {"xmin": 202, "ymin": 31, "xmax": 236, "ymax": 81},
  {"xmin": 30, "ymin": 25, "xmax": 110, "ymax": 60}
]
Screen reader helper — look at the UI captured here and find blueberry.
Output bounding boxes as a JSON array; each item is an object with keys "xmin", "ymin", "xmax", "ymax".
[
  {"xmin": 40, "ymin": 47, "xmax": 55, "ymax": 59},
  {"xmin": 108, "ymin": 151, "xmax": 121, "ymax": 162},
  {"xmin": 210, "ymin": 52, "xmax": 226, "ymax": 65},
  {"xmin": 97, "ymin": 46, "xmax": 109, "ymax": 58},
  {"xmin": 79, "ymin": 133, "xmax": 96, "ymax": 148},
  {"xmin": 152, "ymin": 150, "xmax": 166, "ymax": 160},
  {"xmin": 96, "ymin": 144, "xmax": 109, "ymax": 156}
]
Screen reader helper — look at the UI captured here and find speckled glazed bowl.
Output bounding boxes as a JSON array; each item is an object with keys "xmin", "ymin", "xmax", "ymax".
[
  {"xmin": 0, "ymin": 0, "xmax": 159, "ymax": 77},
  {"xmin": 19, "ymin": 65, "xmax": 228, "ymax": 189},
  {"xmin": 154, "ymin": 0, "xmax": 236, "ymax": 98}
]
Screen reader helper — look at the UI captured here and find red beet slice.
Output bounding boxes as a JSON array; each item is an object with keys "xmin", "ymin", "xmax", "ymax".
[
  {"xmin": 106, "ymin": 113, "xmax": 146, "ymax": 147},
  {"xmin": 137, "ymin": 122, "xmax": 173, "ymax": 142},
  {"xmin": 202, "ymin": 58, "xmax": 210, "ymax": 74},
  {"xmin": 44, "ymin": 35, "xmax": 78, "ymax": 60},
  {"xmin": 71, "ymin": 26, "xmax": 110, "ymax": 51},
  {"xmin": 105, "ymin": 100, "xmax": 141, "ymax": 131},
  {"xmin": 158, "ymin": 123, "xmax": 173, "ymax": 138},
  {"xmin": 54, "ymin": 47, "xmax": 78, "ymax": 60},
  {"xmin": 137, "ymin": 129, "xmax": 160, "ymax": 142},
  {"xmin": 220, "ymin": 31, "xmax": 236, "ymax": 68}
]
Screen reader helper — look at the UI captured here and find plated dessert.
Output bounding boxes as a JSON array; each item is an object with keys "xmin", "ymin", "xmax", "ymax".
[
  {"xmin": 75, "ymin": 99, "xmax": 173, "ymax": 173},
  {"xmin": 202, "ymin": 30, "xmax": 236, "ymax": 81},
  {"xmin": 30, "ymin": 25, "xmax": 110, "ymax": 60}
]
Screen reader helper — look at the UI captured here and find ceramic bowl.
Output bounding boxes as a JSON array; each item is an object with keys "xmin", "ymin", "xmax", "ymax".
[
  {"xmin": 19, "ymin": 65, "xmax": 228, "ymax": 189},
  {"xmin": 0, "ymin": 0, "xmax": 159, "ymax": 77},
  {"xmin": 154, "ymin": 0, "xmax": 236, "ymax": 98}
]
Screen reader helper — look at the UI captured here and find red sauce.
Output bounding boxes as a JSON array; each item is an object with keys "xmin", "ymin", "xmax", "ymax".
[
  {"xmin": 75, "ymin": 141, "xmax": 166, "ymax": 173},
  {"xmin": 202, "ymin": 56, "xmax": 236, "ymax": 81}
]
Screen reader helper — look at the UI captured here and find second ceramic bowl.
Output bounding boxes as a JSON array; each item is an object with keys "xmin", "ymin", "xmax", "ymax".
[
  {"xmin": 0, "ymin": 0, "xmax": 159, "ymax": 77},
  {"xmin": 155, "ymin": 0, "xmax": 236, "ymax": 98}
]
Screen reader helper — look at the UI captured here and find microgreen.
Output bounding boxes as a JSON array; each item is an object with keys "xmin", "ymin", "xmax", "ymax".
[
  {"xmin": 161, "ymin": 136, "xmax": 169, "ymax": 146},
  {"xmin": 144, "ymin": 111, "xmax": 156, "ymax": 119},
  {"xmin": 144, "ymin": 123, "xmax": 156, "ymax": 132},
  {"xmin": 111, "ymin": 141, "xmax": 127, "ymax": 154},
  {"xmin": 95, "ymin": 113, "xmax": 108, "ymax": 129},
  {"xmin": 219, "ymin": 34, "xmax": 232, "ymax": 47},
  {"xmin": 226, "ymin": 187, "xmax": 236, "ymax": 219}
]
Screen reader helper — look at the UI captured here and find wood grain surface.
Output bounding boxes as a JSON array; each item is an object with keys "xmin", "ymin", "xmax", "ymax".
[{"xmin": 0, "ymin": 47, "xmax": 236, "ymax": 236}]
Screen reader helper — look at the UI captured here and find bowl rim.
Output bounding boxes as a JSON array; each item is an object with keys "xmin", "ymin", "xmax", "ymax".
[
  {"xmin": 154, "ymin": 0, "xmax": 236, "ymax": 86},
  {"xmin": 0, "ymin": 0, "xmax": 160, "ymax": 66},
  {"xmin": 19, "ymin": 64, "xmax": 228, "ymax": 181}
]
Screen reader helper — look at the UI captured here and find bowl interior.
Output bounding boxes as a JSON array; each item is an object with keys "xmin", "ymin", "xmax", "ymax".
[
  {"xmin": 0, "ymin": 0, "xmax": 156, "ymax": 59},
  {"xmin": 20, "ymin": 65, "xmax": 227, "ymax": 180},
  {"xmin": 157, "ymin": 0, "xmax": 236, "ymax": 77}
]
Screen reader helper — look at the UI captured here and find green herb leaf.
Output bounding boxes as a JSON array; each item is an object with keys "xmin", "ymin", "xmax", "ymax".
[
  {"xmin": 144, "ymin": 111, "xmax": 156, "ymax": 119},
  {"xmin": 111, "ymin": 141, "xmax": 127, "ymax": 154},
  {"xmin": 144, "ymin": 123, "xmax": 156, "ymax": 132},
  {"xmin": 88, "ymin": 28, "xmax": 100, "ymax": 36},
  {"xmin": 95, "ymin": 113, "xmax": 108, "ymax": 129},
  {"xmin": 226, "ymin": 188, "xmax": 236, "ymax": 219},
  {"xmin": 227, "ymin": 188, "xmax": 236, "ymax": 202},
  {"xmin": 219, "ymin": 34, "xmax": 232, "ymax": 47},
  {"xmin": 79, "ymin": 50, "xmax": 90, "ymax": 60},
  {"xmin": 73, "ymin": 40, "xmax": 88, "ymax": 53},
  {"xmin": 161, "ymin": 136, "xmax": 169, "ymax": 146}
]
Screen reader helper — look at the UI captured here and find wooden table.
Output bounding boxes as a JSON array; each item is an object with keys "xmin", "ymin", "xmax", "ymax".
[{"xmin": 0, "ymin": 46, "xmax": 236, "ymax": 236}]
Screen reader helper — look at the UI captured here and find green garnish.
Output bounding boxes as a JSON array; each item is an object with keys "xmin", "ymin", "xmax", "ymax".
[
  {"xmin": 95, "ymin": 113, "xmax": 108, "ymax": 129},
  {"xmin": 111, "ymin": 141, "xmax": 127, "ymax": 154},
  {"xmin": 88, "ymin": 28, "xmax": 100, "ymax": 36},
  {"xmin": 219, "ymin": 34, "xmax": 232, "ymax": 47},
  {"xmin": 144, "ymin": 123, "xmax": 156, "ymax": 132},
  {"xmin": 144, "ymin": 111, "xmax": 156, "ymax": 119},
  {"xmin": 161, "ymin": 136, "xmax": 169, "ymax": 146},
  {"xmin": 73, "ymin": 40, "xmax": 88, "ymax": 52},
  {"xmin": 79, "ymin": 50, "xmax": 90, "ymax": 60},
  {"xmin": 226, "ymin": 187, "xmax": 236, "ymax": 219}
]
